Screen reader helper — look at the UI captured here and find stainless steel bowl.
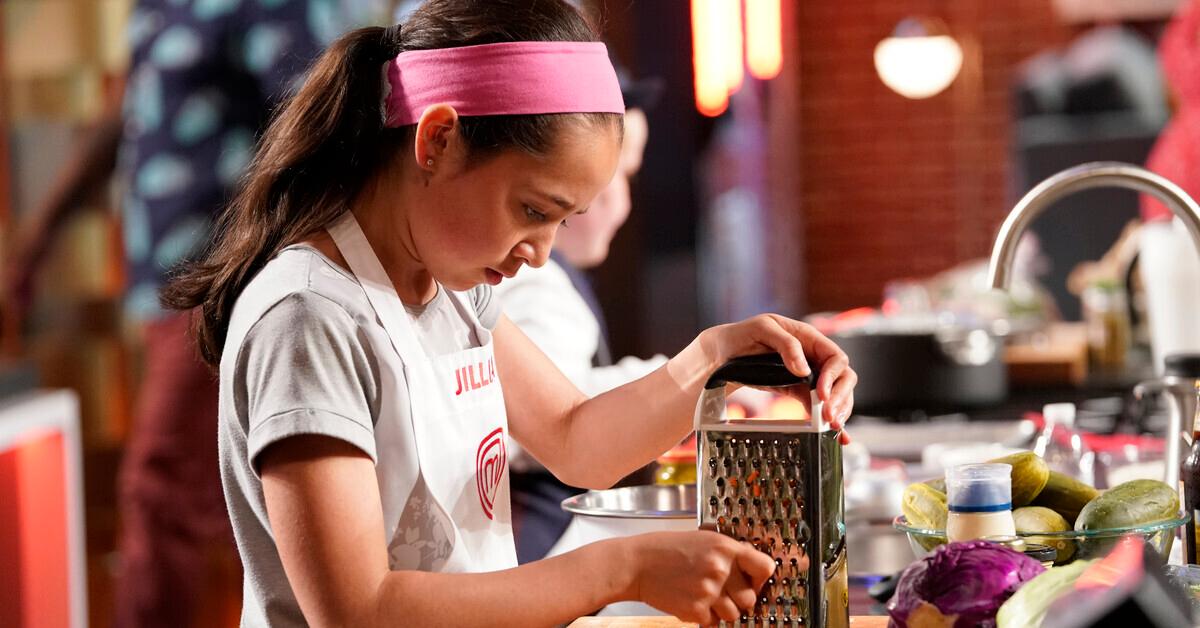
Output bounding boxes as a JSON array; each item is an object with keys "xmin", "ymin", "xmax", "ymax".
[
  {"xmin": 561, "ymin": 484, "xmax": 696, "ymax": 519},
  {"xmin": 555, "ymin": 485, "xmax": 698, "ymax": 617}
]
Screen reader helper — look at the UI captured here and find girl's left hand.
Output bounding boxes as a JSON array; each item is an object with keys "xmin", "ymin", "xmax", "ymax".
[{"xmin": 701, "ymin": 314, "xmax": 856, "ymax": 443}]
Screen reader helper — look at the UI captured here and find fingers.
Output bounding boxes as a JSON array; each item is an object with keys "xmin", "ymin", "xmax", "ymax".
[
  {"xmin": 734, "ymin": 543, "xmax": 776, "ymax": 591},
  {"xmin": 823, "ymin": 369, "xmax": 857, "ymax": 423},
  {"xmin": 723, "ymin": 567, "xmax": 759, "ymax": 611},
  {"xmin": 711, "ymin": 546, "xmax": 769, "ymax": 625},
  {"xmin": 752, "ymin": 316, "xmax": 810, "ymax": 378},
  {"xmin": 728, "ymin": 315, "xmax": 855, "ymax": 409},
  {"xmin": 686, "ymin": 603, "xmax": 715, "ymax": 627},
  {"xmin": 710, "ymin": 595, "xmax": 741, "ymax": 624},
  {"xmin": 765, "ymin": 315, "xmax": 852, "ymax": 402},
  {"xmin": 766, "ymin": 315, "xmax": 840, "ymax": 363},
  {"xmin": 825, "ymin": 390, "xmax": 853, "ymax": 444},
  {"xmin": 675, "ymin": 537, "xmax": 774, "ymax": 626},
  {"xmin": 812, "ymin": 348, "xmax": 850, "ymax": 402}
]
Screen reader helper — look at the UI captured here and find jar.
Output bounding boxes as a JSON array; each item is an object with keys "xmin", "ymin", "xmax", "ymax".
[
  {"xmin": 945, "ymin": 463, "xmax": 1016, "ymax": 542},
  {"xmin": 1082, "ymin": 280, "xmax": 1130, "ymax": 369},
  {"xmin": 655, "ymin": 441, "xmax": 697, "ymax": 486}
]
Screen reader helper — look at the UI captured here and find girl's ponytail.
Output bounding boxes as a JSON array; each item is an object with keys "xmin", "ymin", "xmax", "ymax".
[
  {"xmin": 163, "ymin": 0, "xmax": 619, "ymax": 368},
  {"xmin": 161, "ymin": 26, "xmax": 405, "ymax": 366}
]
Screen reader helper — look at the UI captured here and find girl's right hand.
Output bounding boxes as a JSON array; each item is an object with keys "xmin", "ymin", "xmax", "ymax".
[
  {"xmin": 698, "ymin": 314, "xmax": 856, "ymax": 443},
  {"xmin": 628, "ymin": 530, "xmax": 779, "ymax": 625}
]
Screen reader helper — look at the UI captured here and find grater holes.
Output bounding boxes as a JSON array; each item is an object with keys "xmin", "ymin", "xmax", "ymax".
[{"xmin": 701, "ymin": 430, "xmax": 818, "ymax": 626}]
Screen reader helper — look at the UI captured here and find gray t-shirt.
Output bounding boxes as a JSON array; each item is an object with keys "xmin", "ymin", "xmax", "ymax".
[{"xmin": 219, "ymin": 245, "xmax": 499, "ymax": 627}]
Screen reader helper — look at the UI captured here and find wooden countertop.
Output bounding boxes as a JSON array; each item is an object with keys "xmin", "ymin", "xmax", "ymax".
[{"xmin": 568, "ymin": 616, "xmax": 888, "ymax": 627}]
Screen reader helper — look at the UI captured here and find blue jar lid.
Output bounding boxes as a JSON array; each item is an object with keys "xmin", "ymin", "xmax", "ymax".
[{"xmin": 945, "ymin": 463, "xmax": 1012, "ymax": 513}]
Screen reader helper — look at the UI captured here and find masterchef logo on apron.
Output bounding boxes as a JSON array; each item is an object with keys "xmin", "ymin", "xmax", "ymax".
[{"xmin": 475, "ymin": 427, "xmax": 507, "ymax": 520}]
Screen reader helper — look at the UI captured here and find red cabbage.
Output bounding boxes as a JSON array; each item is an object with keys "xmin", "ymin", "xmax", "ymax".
[{"xmin": 887, "ymin": 540, "xmax": 1046, "ymax": 628}]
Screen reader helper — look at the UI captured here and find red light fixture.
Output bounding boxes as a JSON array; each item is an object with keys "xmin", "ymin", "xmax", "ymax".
[
  {"xmin": 692, "ymin": 0, "xmax": 782, "ymax": 117},
  {"xmin": 691, "ymin": 0, "xmax": 736, "ymax": 117},
  {"xmin": 745, "ymin": 0, "xmax": 782, "ymax": 79}
]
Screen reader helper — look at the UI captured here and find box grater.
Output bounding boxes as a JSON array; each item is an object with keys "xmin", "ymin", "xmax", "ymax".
[{"xmin": 694, "ymin": 354, "xmax": 848, "ymax": 628}]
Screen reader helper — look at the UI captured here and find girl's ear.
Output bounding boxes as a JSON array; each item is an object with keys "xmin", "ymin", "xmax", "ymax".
[{"xmin": 413, "ymin": 104, "xmax": 460, "ymax": 171}]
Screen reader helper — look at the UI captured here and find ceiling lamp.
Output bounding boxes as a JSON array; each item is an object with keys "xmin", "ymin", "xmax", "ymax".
[{"xmin": 874, "ymin": 17, "xmax": 963, "ymax": 99}]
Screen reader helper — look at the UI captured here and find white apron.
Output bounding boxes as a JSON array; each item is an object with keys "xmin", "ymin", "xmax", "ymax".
[{"xmin": 326, "ymin": 211, "xmax": 518, "ymax": 573}]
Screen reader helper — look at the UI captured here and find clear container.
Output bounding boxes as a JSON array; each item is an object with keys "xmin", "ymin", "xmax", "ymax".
[
  {"xmin": 654, "ymin": 438, "xmax": 697, "ymax": 486},
  {"xmin": 1034, "ymin": 403, "xmax": 1096, "ymax": 485},
  {"xmin": 1139, "ymin": 219, "xmax": 1200, "ymax": 373},
  {"xmin": 1082, "ymin": 280, "xmax": 1130, "ymax": 369},
  {"xmin": 945, "ymin": 463, "xmax": 1016, "ymax": 542},
  {"xmin": 895, "ymin": 514, "xmax": 1187, "ymax": 565},
  {"xmin": 654, "ymin": 456, "xmax": 696, "ymax": 486},
  {"xmin": 1164, "ymin": 565, "xmax": 1200, "ymax": 617}
]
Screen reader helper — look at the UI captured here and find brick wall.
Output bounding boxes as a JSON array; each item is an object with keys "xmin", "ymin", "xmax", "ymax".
[{"xmin": 791, "ymin": 0, "xmax": 1074, "ymax": 312}]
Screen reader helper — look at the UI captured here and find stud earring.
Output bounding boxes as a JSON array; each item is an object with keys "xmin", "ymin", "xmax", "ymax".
[{"xmin": 425, "ymin": 158, "xmax": 434, "ymax": 167}]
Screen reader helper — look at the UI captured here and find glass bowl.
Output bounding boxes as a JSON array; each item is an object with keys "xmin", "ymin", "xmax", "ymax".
[
  {"xmin": 892, "ymin": 513, "xmax": 1189, "ymax": 564},
  {"xmin": 1165, "ymin": 565, "xmax": 1200, "ymax": 617}
]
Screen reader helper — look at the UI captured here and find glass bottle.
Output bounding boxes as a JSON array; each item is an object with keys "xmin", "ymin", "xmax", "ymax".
[
  {"xmin": 1034, "ymin": 403, "xmax": 1095, "ymax": 485},
  {"xmin": 1182, "ymin": 398, "xmax": 1200, "ymax": 565}
]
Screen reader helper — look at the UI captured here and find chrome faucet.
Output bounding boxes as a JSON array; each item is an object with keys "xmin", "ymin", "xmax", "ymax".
[
  {"xmin": 986, "ymin": 161, "xmax": 1200, "ymax": 290},
  {"xmin": 985, "ymin": 161, "xmax": 1200, "ymax": 489}
]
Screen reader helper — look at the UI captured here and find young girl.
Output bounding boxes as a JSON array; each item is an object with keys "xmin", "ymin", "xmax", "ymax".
[{"xmin": 164, "ymin": 1, "xmax": 856, "ymax": 625}]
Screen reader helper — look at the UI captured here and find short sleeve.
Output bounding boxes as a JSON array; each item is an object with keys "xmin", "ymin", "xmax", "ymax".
[
  {"xmin": 237, "ymin": 290, "xmax": 380, "ymax": 474},
  {"xmin": 471, "ymin": 284, "xmax": 501, "ymax": 330}
]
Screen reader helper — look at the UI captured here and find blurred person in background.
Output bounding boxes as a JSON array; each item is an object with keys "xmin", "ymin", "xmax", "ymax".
[
  {"xmin": 494, "ymin": 65, "xmax": 670, "ymax": 563},
  {"xmin": 1142, "ymin": 0, "xmax": 1200, "ymax": 222},
  {"xmin": 4, "ymin": 1, "xmax": 389, "ymax": 625},
  {"xmin": 110, "ymin": 4, "xmax": 331, "ymax": 624}
]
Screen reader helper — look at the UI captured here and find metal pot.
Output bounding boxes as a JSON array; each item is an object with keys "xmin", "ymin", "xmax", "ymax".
[{"xmin": 834, "ymin": 327, "xmax": 1007, "ymax": 413}]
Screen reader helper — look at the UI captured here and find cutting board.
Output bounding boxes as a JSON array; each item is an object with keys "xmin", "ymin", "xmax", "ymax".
[{"xmin": 567, "ymin": 617, "xmax": 888, "ymax": 627}]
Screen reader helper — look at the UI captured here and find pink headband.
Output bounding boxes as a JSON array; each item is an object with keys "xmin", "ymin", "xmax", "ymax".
[{"xmin": 381, "ymin": 41, "xmax": 625, "ymax": 127}]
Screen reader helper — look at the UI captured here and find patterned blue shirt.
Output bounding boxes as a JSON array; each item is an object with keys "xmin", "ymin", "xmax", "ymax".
[{"xmin": 118, "ymin": 0, "xmax": 384, "ymax": 319}]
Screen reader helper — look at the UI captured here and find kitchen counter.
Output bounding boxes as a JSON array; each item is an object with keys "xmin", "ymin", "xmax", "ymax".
[{"xmin": 567, "ymin": 616, "xmax": 888, "ymax": 627}]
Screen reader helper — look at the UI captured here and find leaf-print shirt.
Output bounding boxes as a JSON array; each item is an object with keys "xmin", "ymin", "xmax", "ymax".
[{"xmin": 117, "ymin": 0, "xmax": 384, "ymax": 318}]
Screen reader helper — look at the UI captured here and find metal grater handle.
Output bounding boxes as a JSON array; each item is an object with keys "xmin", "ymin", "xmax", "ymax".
[
  {"xmin": 697, "ymin": 354, "xmax": 826, "ymax": 433},
  {"xmin": 704, "ymin": 353, "xmax": 819, "ymax": 390}
]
